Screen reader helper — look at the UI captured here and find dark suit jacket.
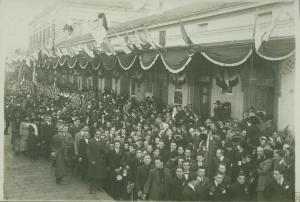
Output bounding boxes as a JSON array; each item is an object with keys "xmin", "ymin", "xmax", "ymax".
[
  {"xmin": 213, "ymin": 156, "xmax": 231, "ymax": 174},
  {"xmin": 246, "ymin": 125, "xmax": 260, "ymax": 150},
  {"xmin": 143, "ymin": 167, "xmax": 171, "ymax": 200},
  {"xmin": 182, "ymin": 184, "xmax": 198, "ymax": 201},
  {"xmin": 257, "ymin": 158, "xmax": 273, "ymax": 191},
  {"xmin": 40, "ymin": 123, "xmax": 57, "ymax": 143},
  {"xmin": 208, "ymin": 182, "xmax": 229, "ymax": 201},
  {"xmin": 266, "ymin": 178, "xmax": 293, "ymax": 202},
  {"xmin": 128, "ymin": 157, "xmax": 143, "ymax": 182},
  {"xmin": 167, "ymin": 177, "xmax": 184, "ymax": 201},
  {"xmin": 86, "ymin": 138, "xmax": 108, "ymax": 180},
  {"xmin": 78, "ymin": 138, "xmax": 88, "ymax": 159},
  {"xmin": 229, "ymin": 182, "xmax": 250, "ymax": 201},
  {"xmin": 108, "ymin": 149, "xmax": 124, "ymax": 173},
  {"xmin": 195, "ymin": 177, "xmax": 210, "ymax": 200},
  {"xmin": 135, "ymin": 164, "xmax": 154, "ymax": 192}
]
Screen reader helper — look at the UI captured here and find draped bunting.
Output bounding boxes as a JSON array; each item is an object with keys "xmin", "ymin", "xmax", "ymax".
[
  {"xmin": 65, "ymin": 56, "xmax": 77, "ymax": 68},
  {"xmin": 101, "ymin": 53, "xmax": 117, "ymax": 70},
  {"xmin": 30, "ymin": 37, "xmax": 294, "ymax": 77},
  {"xmin": 77, "ymin": 54, "xmax": 90, "ymax": 69},
  {"xmin": 201, "ymin": 42, "xmax": 253, "ymax": 67},
  {"xmin": 90, "ymin": 54, "xmax": 101, "ymax": 70},
  {"xmin": 117, "ymin": 52, "xmax": 137, "ymax": 70},
  {"xmin": 256, "ymin": 37, "xmax": 295, "ymax": 61},
  {"xmin": 160, "ymin": 46, "xmax": 193, "ymax": 73},
  {"xmin": 139, "ymin": 50, "xmax": 159, "ymax": 70}
]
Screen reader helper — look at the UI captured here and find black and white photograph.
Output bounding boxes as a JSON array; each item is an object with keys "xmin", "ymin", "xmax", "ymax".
[{"xmin": 1, "ymin": 0, "xmax": 298, "ymax": 201}]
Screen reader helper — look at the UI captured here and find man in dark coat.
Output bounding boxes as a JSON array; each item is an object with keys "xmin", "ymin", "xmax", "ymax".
[
  {"xmin": 229, "ymin": 171, "xmax": 251, "ymax": 201},
  {"xmin": 51, "ymin": 125, "xmax": 68, "ymax": 185},
  {"xmin": 181, "ymin": 172, "xmax": 200, "ymax": 201},
  {"xmin": 87, "ymin": 130, "xmax": 108, "ymax": 194},
  {"xmin": 195, "ymin": 166, "xmax": 210, "ymax": 200},
  {"xmin": 266, "ymin": 169, "xmax": 293, "ymax": 202},
  {"xmin": 40, "ymin": 115, "xmax": 57, "ymax": 159},
  {"xmin": 208, "ymin": 172, "xmax": 230, "ymax": 201},
  {"xmin": 78, "ymin": 129, "xmax": 90, "ymax": 181},
  {"xmin": 213, "ymin": 101, "xmax": 222, "ymax": 121},
  {"xmin": 246, "ymin": 117, "xmax": 260, "ymax": 153},
  {"xmin": 135, "ymin": 154, "xmax": 154, "ymax": 199},
  {"xmin": 108, "ymin": 140, "xmax": 124, "ymax": 200},
  {"xmin": 143, "ymin": 158, "xmax": 171, "ymax": 201},
  {"xmin": 69, "ymin": 117, "xmax": 82, "ymax": 138},
  {"xmin": 167, "ymin": 166, "xmax": 184, "ymax": 201}
]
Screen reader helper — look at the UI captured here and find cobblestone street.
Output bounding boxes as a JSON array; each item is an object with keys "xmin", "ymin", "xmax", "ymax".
[{"xmin": 3, "ymin": 133, "xmax": 113, "ymax": 201}]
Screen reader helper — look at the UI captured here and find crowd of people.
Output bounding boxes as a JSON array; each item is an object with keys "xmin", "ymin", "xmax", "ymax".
[{"xmin": 5, "ymin": 80, "xmax": 295, "ymax": 201}]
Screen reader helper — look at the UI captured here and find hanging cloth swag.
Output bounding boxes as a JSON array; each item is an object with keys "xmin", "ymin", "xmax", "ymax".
[
  {"xmin": 256, "ymin": 37, "xmax": 295, "ymax": 61},
  {"xmin": 201, "ymin": 42, "xmax": 252, "ymax": 67},
  {"xmin": 160, "ymin": 46, "xmax": 193, "ymax": 73}
]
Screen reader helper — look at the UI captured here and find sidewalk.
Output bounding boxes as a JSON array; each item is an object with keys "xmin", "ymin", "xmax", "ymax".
[{"xmin": 3, "ymin": 133, "xmax": 113, "ymax": 201}]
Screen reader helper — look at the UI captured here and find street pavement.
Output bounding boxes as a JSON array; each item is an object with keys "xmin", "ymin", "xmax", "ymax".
[{"xmin": 3, "ymin": 133, "xmax": 113, "ymax": 201}]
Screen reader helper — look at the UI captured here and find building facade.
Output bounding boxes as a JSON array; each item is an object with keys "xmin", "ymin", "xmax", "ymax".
[
  {"xmin": 29, "ymin": 1, "xmax": 296, "ymax": 132},
  {"xmin": 104, "ymin": 1, "xmax": 295, "ymax": 131},
  {"xmin": 28, "ymin": 0, "xmax": 148, "ymax": 53}
]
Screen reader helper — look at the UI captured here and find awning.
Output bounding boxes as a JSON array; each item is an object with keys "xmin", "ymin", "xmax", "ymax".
[
  {"xmin": 101, "ymin": 53, "xmax": 117, "ymax": 70},
  {"xmin": 201, "ymin": 41, "xmax": 253, "ymax": 67},
  {"xmin": 139, "ymin": 50, "xmax": 159, "ymax": 70},
  {"xmin": 256, "ymin": 37, "xmax": 295, "ymax": 61},
  {"xmin": 117, "ymin": 52, "xmax": 137, "ymax": 70},
  {"xmin": 160, "ymin": 46, "xmax": 193, "ymax": 73}
]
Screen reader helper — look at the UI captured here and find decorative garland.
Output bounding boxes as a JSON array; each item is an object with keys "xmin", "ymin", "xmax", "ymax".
[
  {"xmin": 118, "ymin": 55, "xmax": 137, "ymax": 70},
  {"xmin": 255, "ymin": 48, "xmax": 295, "ymax": 61},
  {"xmin": 67, "ymin": 58, "xmax": 78, "ymax": 69},
  {"xmin": 201, "ymin": 48, "xmax": 252, "ymax": 67},
  {"xmin": 139, "ymin": 54, "xmax": 160, "ymax": 70},
  {"xmin": 160, "ymin": 53, "xmax": 193, "ymax": 74}
]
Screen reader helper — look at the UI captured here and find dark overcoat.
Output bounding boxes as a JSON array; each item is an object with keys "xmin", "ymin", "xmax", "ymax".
[
  {"xmin": 87, "ymin": 138, "xmax": 108, "ymax": 180},
  {"xmin": 51, "ymin": 134, "xmax": 67, "ymax": 178}
]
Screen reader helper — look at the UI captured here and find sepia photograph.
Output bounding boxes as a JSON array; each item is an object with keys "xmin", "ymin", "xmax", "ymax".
[{"xmin": 1, "ymin": 0, "xmax": 298, "ymax": 201}]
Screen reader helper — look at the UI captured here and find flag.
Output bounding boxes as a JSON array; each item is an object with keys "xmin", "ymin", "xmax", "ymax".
[
  {"xmin": 179, "ymin": 20, "xmax": 194, "ymax": 47},
  {"xmin": 261, "ymin": 10, "xmax": 282, "ymax": 42},
  {"xmin": 89, "ymin": 13, "xmax": 108, "ymax": 46},
  {"xmin": 253, "ymin": 9, "xmax": 262, "ymax": 50}
]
